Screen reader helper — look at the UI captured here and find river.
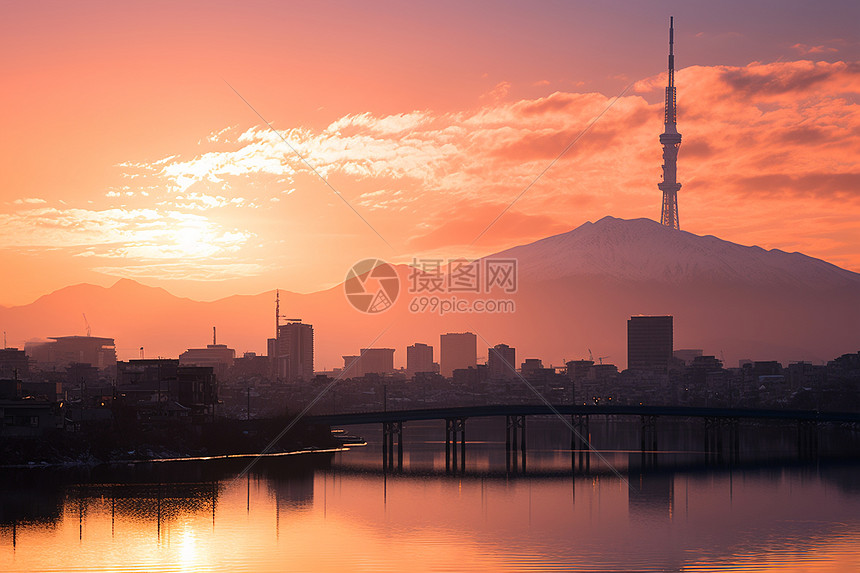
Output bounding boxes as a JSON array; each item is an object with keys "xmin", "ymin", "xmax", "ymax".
[{"xmin": 1, "ymin": 417, "xmax": 859, "ymax": 572}]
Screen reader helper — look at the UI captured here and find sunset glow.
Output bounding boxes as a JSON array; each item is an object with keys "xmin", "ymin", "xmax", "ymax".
[{"xmin": 1, "ymin": 1, "xmax": 858, "ymax": 306}]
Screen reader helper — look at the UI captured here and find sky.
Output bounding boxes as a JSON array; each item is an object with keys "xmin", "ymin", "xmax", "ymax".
[{"xmin": 1, "ymin": 0, "xmax": 858, "ymax": 306}]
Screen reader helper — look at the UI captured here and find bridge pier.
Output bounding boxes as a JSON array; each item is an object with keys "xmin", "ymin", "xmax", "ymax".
[
  {"xmin": 640, "ymin": 414, "xmax": 658, "ymax": 452},
  {"xmin": 506, "ymin": 415, "xmax": 527, "ymax": 473},
  {"xmin": 797, "ymin": 420, "xmax": 818, "ymax": 460},
  {"xmin": 703, "ymin": 417, "xmax": 721, "ymax": 461},
  {"xmin": 382, "ymin": 421, "xmax": 403, "ymax": 471},
  {"xmin": 703, "ymin": 417, "xmax": 740, "ymax": 463},
  {"xmin": 571, "ymin": 414, "xmax": 590, "ymax": 473},
  {"xmin": 728, "ymin": 418, "xmax": 740, "ymax": 463},
  {"xmin": 640, "ymin": 414, "xmax": 658, "ymax": 467},
  {"xmin": 445, "ymin": 418, "xmax": 467, "ymax": 472}
]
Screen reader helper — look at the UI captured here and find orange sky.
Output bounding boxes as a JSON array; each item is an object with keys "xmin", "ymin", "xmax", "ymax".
[{"xmin": 1, "ymin": 1, "xmax": 858, "ymax": 306}]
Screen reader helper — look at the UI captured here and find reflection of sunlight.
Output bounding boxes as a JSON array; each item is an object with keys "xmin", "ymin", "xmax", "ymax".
[{"xmin": 176, "ymin": 526, "xmax": 198, "ymax": 570}]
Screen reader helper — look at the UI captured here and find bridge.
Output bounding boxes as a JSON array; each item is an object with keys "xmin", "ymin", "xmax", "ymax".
[{"xmin": 308, "ymin": 405, "xmax": 860, "ymax": 472}]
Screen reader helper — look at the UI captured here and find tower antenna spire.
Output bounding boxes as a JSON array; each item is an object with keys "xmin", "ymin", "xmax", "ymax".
[{"xmin": 658, "ymin": 16, "xmax": 682, "ymax": 230}]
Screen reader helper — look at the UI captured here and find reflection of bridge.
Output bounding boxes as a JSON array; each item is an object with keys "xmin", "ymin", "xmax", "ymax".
[{"xmin": 308, "ymin": 405, "xmax": 860, "ymax": 472}]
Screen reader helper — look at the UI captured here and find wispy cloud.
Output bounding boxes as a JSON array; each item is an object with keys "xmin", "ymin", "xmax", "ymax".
[
  {"xmin": 91, "ymin": 261, "xmax": 270, "ymax": 282},
  {"xmin": 0, "ymin": 207, "xmax": 255, "ymax": 277},
  {"xmin": 4, "ymin": 58, "xmax": 859, "ymax": 285}
]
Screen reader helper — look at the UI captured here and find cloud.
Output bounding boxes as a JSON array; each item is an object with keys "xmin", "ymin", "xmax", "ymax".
[
  {"xmin": 480, "ymin": 81, "xmax": 512, "ymax": 104},
  {"xmin": 792, "ymin": 43, "xmax": 839, "ymax": 55},
  {"xmin": 11, "ymin": 197, "xmax": 47, "ymax": 205},
  {"xmin": 719, "ymin": 60, "xmax": 859, "ymax": 96},
  {"xmin": 92, "ymin": 261, "xmax": 269, "ymax": 282},
  {"xmin": 105, "ymin": 58, "xmax": 860, "ymax": 273},
  {"xmin": 730, "ymin": 173, "xmax": 860, "ymax": 201},
  {"xmin": 0, "ymin": 207, "xmax": 254, "ymax": 267}
]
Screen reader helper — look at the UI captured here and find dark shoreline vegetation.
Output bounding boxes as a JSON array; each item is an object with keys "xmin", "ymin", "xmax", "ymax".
[{"xmin": 0, "ymin": 416, "xmax": 337, "ymax": 468}]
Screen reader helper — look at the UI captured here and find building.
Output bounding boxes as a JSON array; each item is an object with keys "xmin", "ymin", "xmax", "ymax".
[
  {"xmin": 115, "ymin": 359, "xmax": 216, "ymax": 423},
  {"xmin": 342, "ymin": 348, "xmax": 395, "ymax": 378},
  {"xmin": 176, "ymin": 366, "xmax": 218, "ymax": 422},
  {"xmin": 230, "ymin": 352, "xmax": 270, "ymax": 379},
  {"xmin": 406, "ymin": 343, "xmax": 434, "ymax": 377},
  {"xmin": 673, "ymin": 349, "xmax": 703, "ymax": 366},
  {"xmin": 566, "ymin": 360, "xmax": 595, "ymax": 382},
  {"xmin": 269, "ymin": 321, "xmax": 314, "ymax": 383},
  {"xmin": 0, "ymin": 348, "xmax": 29, "ymax": 380},
  {"xmin": 0, "ymin": 399, "xmax": 63, "ymax": 437},
  {"xmin": 25, "ymin": 336, "xmax": 117, "ymax": 372},
  {"xmin": 627, "ymin": 315, "xmax": 673, "ymax": 373},
  {"xmin": 359, "ymin": 348, "xmax": 395, "ymax": 376},
  {"xmin": 440, "ymin": 332, "xmax": 477, "ymax": 378},
  {"xmin": 179, "ymin": 344, "xmax": 236, "ymax": 378},
  {"xmin": 488, "ymin": 344, "xmax": 516, "ymax": 380},
  {"xmin": 452, "ymin": 365, "xmax": 488, "ymax": 385},
  {"xmin": 117, "ymin": 359, "xmax": 179, "ymax": 386},
  {"xmin": 520, "ymin": 358, "xmax": 544, "ymax": 378}
]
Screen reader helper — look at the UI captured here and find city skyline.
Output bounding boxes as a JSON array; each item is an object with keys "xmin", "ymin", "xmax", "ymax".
[
  {"xmin": 1, "ymin": 1, "xmax": 859, "ymax": 306},
  {"xmin": 2, "ymin": 213, "xmax": 858, "ymax": 370},
  {"xmin": 2, "ymin": 5, "xmax": 859, "ymax": 573}
]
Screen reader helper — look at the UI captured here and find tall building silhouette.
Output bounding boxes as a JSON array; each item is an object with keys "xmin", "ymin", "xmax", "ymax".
[
  {"xmin": 406, "ymin": 343, "xmax": 434, "ymax": 376},
  {"xmin": 658, "ymin": 16, "xmax": 682, "ymax": 230},
  {"xmin": 440, "ymin": 333, "xmax": 477, "ymax": 378},
  {"xmin": 269, "ymin": 321, "xmax": 314, "ymax": 383},
  {"xmin": 488, "ymin": 344, "xmax": 516, "ymax": 380},
  {"xmin": 627, "ymin": 315, "xmax": 673, "ymax": 373}
]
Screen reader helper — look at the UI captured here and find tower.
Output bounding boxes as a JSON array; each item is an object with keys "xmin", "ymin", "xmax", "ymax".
[{"xmin": 658, "ymin": 16, "xmax": 682, "ymax": 230}]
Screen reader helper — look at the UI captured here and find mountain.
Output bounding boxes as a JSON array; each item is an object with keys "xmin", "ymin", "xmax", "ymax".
[
  {"xmin": 1, "ymin": 217, "xmax": 858, "ymax": 369},
  {"xmin": 492, "ymin": 216, "xmax": 860, "ymax": 289},
  {"xmin": 476, "ymin": 216, "xmax": 860, "ymax": 368}
]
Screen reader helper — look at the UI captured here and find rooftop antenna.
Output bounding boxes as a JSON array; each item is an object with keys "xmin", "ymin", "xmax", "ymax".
[{"xmin": 213, "ymin": 326, "xmax": 217, "ymax": 346}]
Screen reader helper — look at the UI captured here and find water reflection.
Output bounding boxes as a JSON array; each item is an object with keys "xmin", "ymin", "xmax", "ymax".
[{"xmin": 0, "ymin": 420, "xmax": 858, "ymax": 572}]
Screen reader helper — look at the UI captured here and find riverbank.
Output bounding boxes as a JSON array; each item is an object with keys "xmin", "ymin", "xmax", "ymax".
[{"xmin": 0, "ymin": 415, "xmax": 336, "ymax": 468}]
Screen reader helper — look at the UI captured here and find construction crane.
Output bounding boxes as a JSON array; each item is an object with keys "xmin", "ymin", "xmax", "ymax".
[
  {"xmin": 587, "ymin": 349, "xmax": 609, "ymax": 364},
  {"xmin": 82, "ymin": 313, "xmax": 91, "ymax": 337}
]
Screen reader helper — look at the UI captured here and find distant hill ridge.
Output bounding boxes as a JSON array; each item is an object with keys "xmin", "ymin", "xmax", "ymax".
[{"xmin": 2, "ymin": 216, "xmax": 857, "ymax": 367}]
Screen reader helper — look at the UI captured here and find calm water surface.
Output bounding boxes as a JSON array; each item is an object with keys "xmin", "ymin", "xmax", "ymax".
[{"xmin": 1, "ymin": 418, "xmax": 859, "ymax": 572}]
